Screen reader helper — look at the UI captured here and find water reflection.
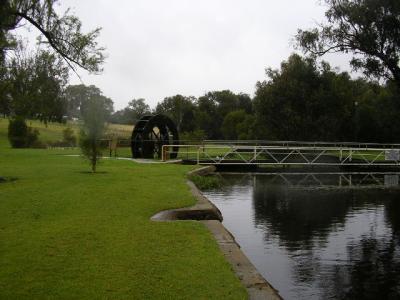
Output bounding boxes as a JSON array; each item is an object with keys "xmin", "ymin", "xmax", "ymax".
[
  {"xmin": 328, "ymin": 236, "xmax": 400, "ymax": 299},
  {"xmin": 204, "ymin": 173, "xmax": 400, "ymax": 299}
]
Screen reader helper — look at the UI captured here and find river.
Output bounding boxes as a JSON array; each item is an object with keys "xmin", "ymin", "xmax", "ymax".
[{"xmin": 202, "ymin": 172, "xmax": 400, "ymax": 299}]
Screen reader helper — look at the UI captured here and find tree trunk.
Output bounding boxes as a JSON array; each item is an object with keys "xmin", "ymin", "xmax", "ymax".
[
  {"xmin": 91, "ymin": 141, "xmax": 96, "ymax": 173},
  {"xmin": 388, "ymin": 64, "xmax": 400, "ymax": 91}
]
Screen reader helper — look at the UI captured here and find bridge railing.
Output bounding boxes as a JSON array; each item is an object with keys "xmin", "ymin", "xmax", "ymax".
[
  {"xmin": 161, "ymin": 143, "xmax": 400, "ymax": 166},
  {"xmin": 203, "ymin": 140, "xmax": 400, "ymax": 149}
]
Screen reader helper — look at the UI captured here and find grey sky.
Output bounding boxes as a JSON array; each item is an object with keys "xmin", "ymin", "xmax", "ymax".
[{"xmin": 52, "ymin": 0, "xmax": 353, "ymax": 110}]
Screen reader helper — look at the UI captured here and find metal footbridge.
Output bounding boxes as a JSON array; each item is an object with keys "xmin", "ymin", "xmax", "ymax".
[{"xmin": 161, "ymin": 141, "xmax": 400, "ymax": 167}]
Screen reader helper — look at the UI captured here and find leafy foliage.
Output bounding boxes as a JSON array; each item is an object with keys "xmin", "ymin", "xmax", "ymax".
[
  {"xmin": 155, "ymin": 95, "xmax": 196, "ymax": 132},
  {"xmin": 255, "ymin": 54, "xmax": 357, "ymax": 141},
  {"xmin": 8, "ymin": 116, "xmax": 39, "ymax": 148},
  {"xmin": 179, "ymin": 129, "xmax": 206, "ymax": 143},
  {"xmin": 111, "ymin": 98, "xmax": 150, "ymax": 125},
  {"xmin": 0, "ymin": 55, "xmax": 10, "ymax": 117},
  {"xmin": 196, "ymin": 91, "xmax": 253, "ymax": 139},
  {"xmin": 62, "ymin": 127, "xmax": 76, "ymax": 146},
  {"xmin": 7, "ymin": 48, "xmax": 69, "ymax": 122},
  {"xmin": 296, "ymin": 0, "xmax": 400, "ymax": 86},
  {"xmin": 0, "ymin": 0, "xmax": 105, "ymax": 73},
  {"xmin": 65, "ymin": 84, "xmax": 114, "ymax": 121},
  {"xmin": 8, "ymin": 117, "xmax": 28, "ymax": 148},
  {"xmin": 222, "ymin": 110, "xmax": 255, "ymax": 140}
]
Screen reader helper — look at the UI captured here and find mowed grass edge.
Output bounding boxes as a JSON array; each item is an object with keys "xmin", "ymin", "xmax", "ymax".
[{"xmin": 0, "ymin": 138, "xmax": 247, "ymax": 298}]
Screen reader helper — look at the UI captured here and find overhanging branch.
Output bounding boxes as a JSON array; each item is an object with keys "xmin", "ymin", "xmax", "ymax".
[{"xmin": 14, "ymin": 11, "xmax": 84, "ymax": 79}]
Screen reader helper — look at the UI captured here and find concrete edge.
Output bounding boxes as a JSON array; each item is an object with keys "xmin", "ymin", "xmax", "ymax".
[
  {"xmin": 201, "ymin": 220, "xmax": 282, "ymax": 300},
  {"xmin": 151, "ymin": 166, "xmax": 222, "ymax": 221},
  {"xmin": 150, "ymin": 165, "xmax": 282, "ymax": 300}
]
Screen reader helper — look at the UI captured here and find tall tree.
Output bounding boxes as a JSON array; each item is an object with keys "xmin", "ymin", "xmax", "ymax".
[
  {"xmin": 221, "ymin": 110, "xmax": 255, "ymax": 140},
  {"xmin": 210, "ymin": 90, "xmax": 240, "ymax": 117},
  {"xmin": 237, "ymin": 93, "xmax": 253, "ymax": 114},
  {"xmin": 0, "ymin": 0, "xmax": 105, "ymax": 73},
  {"xmin": 110, "ymin": 98, "xmax": 150, "ymax": 125},
  {"xmin": 7, "ymin": 48, "xmax": 69, "ymax": 122},
  {"xmin": 196, "ymin": 94, "xmax": 219, "ymax": 139},
  {"xmin": 7, "ymin": 47, "xmax": 34, "ymax": 118},
  {"xmin": 196, "ymin": 90, "xmax": 241, "ymax": 139},
  {"xmin": 64, "ymin": 84, "xmax": 114, "ymax": 121},
  {"xmin": 155, "ymin": 95, "xmax": 196, "ymax": 132},
  {"xmin": 296, "ymin": 0, "xmax": 400, "ymax": 87},
  {"xmin": 127, "ymin": 98, "xmax": 150, "ymax": 122},
  {"xmin": 30, "ymin": 51, "xmax": 69, "ymax": 123},
  {"xmin": 0, "ymin": 59, "xmax": 11, "ymax": 117},
  {"xmin": 254, "ymin": 54, "xmax": 355, "ymax": 141}
]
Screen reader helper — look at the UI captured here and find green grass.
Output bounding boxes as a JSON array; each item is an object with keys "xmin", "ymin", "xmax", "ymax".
[
  {"xmin": 0, "ymin": 134, "xmax": 247, "ymax": 298},
  {"xmin": 330, "ymin": 150, "xmax": 386, "ymax": 161},
  {"xmin": 189, "ymin": 174, "xmax": 223, "ymax": 190},
  {"xmin": 0, "ymin": 118, "xmax": 133, "ymax": 144}
]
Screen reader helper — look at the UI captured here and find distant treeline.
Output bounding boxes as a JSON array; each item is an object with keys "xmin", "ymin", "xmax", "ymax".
[
  {"xmin": 2, "ymin": 54, "xmax": 399, "ymax": 143},
  {"xmin": 2, "ymin": 0, "xmax": 399, "ymax": 144},
  {"xmin": 110, "ymin": 54, "xmax": 400, "ymax": 143}
]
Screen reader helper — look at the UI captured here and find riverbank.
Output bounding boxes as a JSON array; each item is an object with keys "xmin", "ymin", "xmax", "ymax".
[{"xmin": 152, "ymin": 166, "xmax": 281, "ymax": 299}]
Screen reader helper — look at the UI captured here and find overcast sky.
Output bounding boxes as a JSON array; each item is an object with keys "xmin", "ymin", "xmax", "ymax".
[{"xmin": 44, "ymin": 0, "xmax": 355, "ymax": 110}]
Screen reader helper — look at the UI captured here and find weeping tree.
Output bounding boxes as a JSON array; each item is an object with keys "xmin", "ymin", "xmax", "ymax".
[{"xmin": 79, "ymin": 96, "xmax": 108, "ymax": 173}]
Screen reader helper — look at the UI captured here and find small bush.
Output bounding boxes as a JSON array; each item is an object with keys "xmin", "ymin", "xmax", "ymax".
[
  {"xmin": 8, "ymin": 117, "xmax": 40, "ymax": 148},
  {"xmin": 8, "ymin": 118, "xmax": 28, "ymax": 148},
  {"xmin": 29, "ymin": 138, "xmax": 47, "ymax": 149},
  {"xmin": 27, "ymin": 128, "xmax": 40, "ymax": 146},
  {"xmin": 62, "ymin": 127, "xmax": 77, "ymax": 146}
]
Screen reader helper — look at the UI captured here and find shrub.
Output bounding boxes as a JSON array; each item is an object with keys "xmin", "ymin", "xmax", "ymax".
[
  {"xmin": 62, "ymin": 127, "xmax": 77, "ymax": 146},
  {"xmin": 8, "ymin": 118, "xmax": 28, "ymax": 148},
  {"xmin": 27, "ymin": 128, "xmax": 40, "ymax": 146},
  {"xmin": 8, "ymin": 117, "xmax": 40, "ymax": 148}
]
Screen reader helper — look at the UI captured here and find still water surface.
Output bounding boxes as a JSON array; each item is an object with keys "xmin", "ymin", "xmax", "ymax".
[{"xmin": 203, "ymin": 173, "xmax": 400, "ymax": 300}]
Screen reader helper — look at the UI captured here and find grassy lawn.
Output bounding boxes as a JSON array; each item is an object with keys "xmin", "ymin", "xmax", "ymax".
[
  {"xmin": 0, "ymin": 118, "xmax": 133, "ymax": 144},
  {"xmin": 0, "ymin": 128, "xmax": 246, "ymax": 299}
]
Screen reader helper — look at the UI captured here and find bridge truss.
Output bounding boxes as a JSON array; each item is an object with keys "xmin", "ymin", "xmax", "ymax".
[{"xmin": 162, "ymin": 141, "xmax": 400, "ymax": 166}]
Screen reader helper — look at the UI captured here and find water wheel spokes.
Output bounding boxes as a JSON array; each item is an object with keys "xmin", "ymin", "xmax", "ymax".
[{"xmin": 131, "ymin": 114, "xmax": 180, "ymax": 159}]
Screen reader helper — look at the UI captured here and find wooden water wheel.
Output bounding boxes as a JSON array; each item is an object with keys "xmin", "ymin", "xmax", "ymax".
[{"xmin": 131, "ymin": 114, "xmax": 179, "ymax": 159}]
